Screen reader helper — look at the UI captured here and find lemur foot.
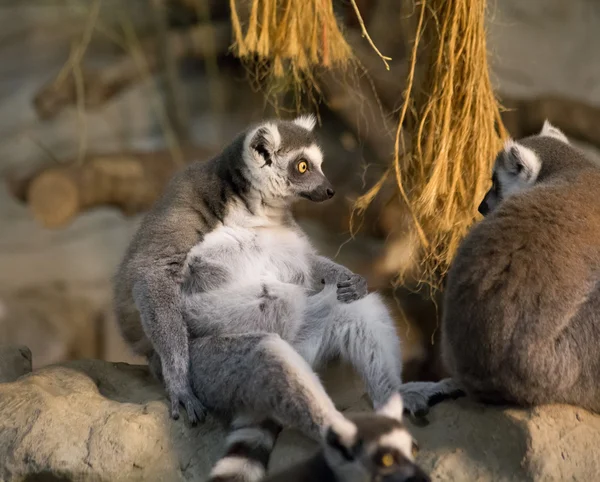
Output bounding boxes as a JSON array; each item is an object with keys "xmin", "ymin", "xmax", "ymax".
[
  {"xmin": 398, "ymin": 378, "xmax": 466, "ymax": 420},
  {"xmin": 169, "ymin": 386, "xmax": 207, "ymax": 426},
  {"xmin": 336, "ymin": 274, "xmax": 368, "ymax": 303}
]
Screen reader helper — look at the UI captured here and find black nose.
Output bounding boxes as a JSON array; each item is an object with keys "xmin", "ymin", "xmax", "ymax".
[
  {"xmin": 326, "ymin": 188, "xmax": 335, "ymax": 199},
  {"xmin": 477, "ymin": 200, "xmax": 488, "ymax": 216}
]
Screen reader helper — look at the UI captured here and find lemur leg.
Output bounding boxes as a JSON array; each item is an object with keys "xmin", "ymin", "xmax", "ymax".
[
  {"xmin": 147, "ymin": 351, "xmax": 163, "ymax": 383},
  {"xmin": 133, "ymin": 274, "xmax": 206, "ymax": 424},
  {"xmin": 189, "ymin": 332, "xmax": 356, "ymax": 442},
  {"xmin": 294, "ymin": 286, "xmax": 408, "ymax": 410}
]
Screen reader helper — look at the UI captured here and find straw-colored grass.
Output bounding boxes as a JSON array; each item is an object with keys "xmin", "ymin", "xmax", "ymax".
[
  {"xmin": 230, "ymin": 0, "xmax": 352, "ymax": 74},
  {"xmin": 354, "ymin": 0, "xmax": 508, "ymax": 290},
  {"xmin": 228, "ymin": 0, "xmax": 391, "ymax": 107}
]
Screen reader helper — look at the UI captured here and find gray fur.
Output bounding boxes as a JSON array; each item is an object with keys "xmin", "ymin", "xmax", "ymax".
[
  {"xmin": 404, "ymin": 121, "xmax": 600, "ymax": 412},
  {"xmin": 114, "ymin": 116, "xmax": 411, "ymax": 439},
  {"xmin": 190, "ymin": 333, "xmax": 332, "ymax": 438},
  {"xmin": 182, "ymin": 257, "xmax": 230, "ymax": 294},
  {"xmin": 294, "ymin": 285, "xmax": 403, "ymax": 409}
]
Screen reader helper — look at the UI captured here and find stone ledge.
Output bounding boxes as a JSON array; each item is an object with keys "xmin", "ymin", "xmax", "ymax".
[{"xmin": 1, "ymin": 351, "xmax": 598, "ymax": 481}]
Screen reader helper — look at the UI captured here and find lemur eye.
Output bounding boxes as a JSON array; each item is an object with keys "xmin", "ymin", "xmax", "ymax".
[
  {"xmin": 297, "ymin": 160, "xmax": 308, "ymax": 174},
  {"xmin": 379, "ymin": 452, "xmax": 395, "ymax": 468}
]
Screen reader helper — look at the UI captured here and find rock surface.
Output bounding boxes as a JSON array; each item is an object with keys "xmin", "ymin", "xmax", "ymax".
[
  {"xmin": 1, "ymin": 359, "xmax": 224, "ymax": 481},
  {"xmin": 408, "ymin": 398, "xmax": 600, "ymax": 481},
  {"xmin": 1, "ymin": 352, "xmax": 600, "ymax": 482}
]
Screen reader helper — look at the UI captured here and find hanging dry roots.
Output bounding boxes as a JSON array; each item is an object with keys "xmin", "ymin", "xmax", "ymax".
[
  {"xmin": 354, "ymin": 0, "xmax": 508, "ymax": 290},
  {"xmin": 230, "ymin": 0, "xmax": 351, "ymax": 76},
  {"xmin": 228, "ymin": 0, "xmax": 391, "ymax": 104}
]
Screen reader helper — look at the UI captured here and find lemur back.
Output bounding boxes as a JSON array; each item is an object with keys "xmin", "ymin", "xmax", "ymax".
[
  {"xmin": 208, "ymin": 394, "xmax": 430, "ymax": 482},
  {"xmin": 416, "ymin": 121, "xmax": 600, "ymax": 412},
  {"xmin": 384, "ymin": 121, "xmax": 600, "ymax": 413}
]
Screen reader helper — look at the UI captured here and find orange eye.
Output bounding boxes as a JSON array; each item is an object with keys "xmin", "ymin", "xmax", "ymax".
[
  {"xmin": 297, "ymin": 160, "xmax": 308, "ymax": 173},
  {"xmin": 380, "ymin": 453, "xmax": 395, "ymax": 467}
]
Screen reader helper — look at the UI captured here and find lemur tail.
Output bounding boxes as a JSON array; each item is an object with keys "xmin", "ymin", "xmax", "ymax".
[{"xmin": 208, "ymin": 417, "xmax": 283, "ymax": 482}]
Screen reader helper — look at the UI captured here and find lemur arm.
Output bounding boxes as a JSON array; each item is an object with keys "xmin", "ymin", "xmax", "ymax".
[
  {"xmin": 310, "ymin": 255, "xmax": 368, "ymax": 303},
  {"xmin": 311, "ymin": 255, "xmax": 352, "ymax": 284},
  {"xmin": 133, "ymin": 259, "xmax": 206, "ymax": 424},
  {"xmin": 130, "ymin": 199, "xmax": 208, "ymax": 425}
]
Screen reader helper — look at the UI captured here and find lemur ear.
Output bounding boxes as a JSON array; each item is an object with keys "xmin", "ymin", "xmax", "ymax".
[
  {"xmin": 501, "ymin": 139, "xmax": 541, "ymax": 185},
  {"xmin": 325, "ymin": 425, "xmax": 359, "ymax": 462},
  {"xmin": 293, "ymin": 114, "xmax": 316, "ymax": 131},
  {"xmin": 377, "ymin": 393, "xmax": 404, "ymax": 422},
  {"xmin": 540, "ymin": 119, "xmax": 569, "ymax": 144},
  {"xmin": 322, "ymin": 415, "xmax": 358, "ymax": 462},
  {"xmin": 248, "ymin": 123, "xmax": 281, "ymax": 166}
]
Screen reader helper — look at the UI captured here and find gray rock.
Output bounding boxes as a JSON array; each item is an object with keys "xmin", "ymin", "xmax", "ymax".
[
  {"xmin": 408, "ymin": 399, "xmax": 600, "ymax": 481},
  {"xmin": 0, "ymin": 359, "xmax": 225, "ymax": 481}
]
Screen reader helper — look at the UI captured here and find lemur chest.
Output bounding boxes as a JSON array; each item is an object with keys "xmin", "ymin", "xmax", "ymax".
[{"xmin": 186, "ymin": 225, "xmax": 313, "ymax": 285}]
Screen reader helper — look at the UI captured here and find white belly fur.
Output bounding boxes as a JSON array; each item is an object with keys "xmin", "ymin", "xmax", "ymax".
[
  {"xmin": 184, "ymin": 224, "xmax": 313, "ymax": 289},
  {"xmin": 182, "ymin": 224, "xmax": 313, "ymax": 338}
]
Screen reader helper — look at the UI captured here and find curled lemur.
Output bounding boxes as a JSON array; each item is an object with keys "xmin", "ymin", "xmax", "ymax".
[
  {"xmin": 114, "ymin": 115, "xmax": 429, "ymax": 436},
  {"xmin": 397, "ymin": 120, "xmax": 600, "ymax": 412},
  {"xmin": 209, "ymin": 393, "xmax": 430, "ymax": 482}
]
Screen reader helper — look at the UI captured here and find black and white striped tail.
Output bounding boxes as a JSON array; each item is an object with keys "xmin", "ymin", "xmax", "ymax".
[{"xmin": 208, "ymin": 417, "xmax": 282, "ymax": 482}]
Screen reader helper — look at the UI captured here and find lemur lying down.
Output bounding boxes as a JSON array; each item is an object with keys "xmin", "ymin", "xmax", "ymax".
[{"xmin": 209, "ymin": 393, "xmax": 430, "ymax": 482}]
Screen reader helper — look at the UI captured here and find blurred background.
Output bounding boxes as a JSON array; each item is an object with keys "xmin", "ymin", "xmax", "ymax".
[{"xmin": 1, "ymin": 0, "xmax": 600, "ymax": 382}]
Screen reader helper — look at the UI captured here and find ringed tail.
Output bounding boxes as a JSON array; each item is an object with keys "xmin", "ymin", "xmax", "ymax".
[{"xmin": 208, "ymin": 417, "xmax": 282, "ymax": 482}]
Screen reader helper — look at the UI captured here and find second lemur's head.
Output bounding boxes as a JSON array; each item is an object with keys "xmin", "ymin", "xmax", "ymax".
[
  {"xmin": 322, "ymin": 394, "xmax": 430, "ymax": 482},
  {"xmin": 243, "ymin": 115, "xmax": 335, "ymax": 203},
  {"xmin": 478, "ymin": 120, "xmax": 590, "ymax": 216}
]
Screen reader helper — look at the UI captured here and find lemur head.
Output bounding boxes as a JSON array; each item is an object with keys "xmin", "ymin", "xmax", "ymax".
[
  {"xmin": 478, "ymin": 120, "xmax": 575, "ymax": 216},
  {"xmin": 323, "ymin": 394, "xmax": 430, "ymax": 482},
  {"xmin": 243, "ymin": 115, "xmax": 335, "ymax": 203}
]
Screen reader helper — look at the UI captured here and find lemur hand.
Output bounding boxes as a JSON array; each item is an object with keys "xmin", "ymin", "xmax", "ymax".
[
  {"xmin": 165, "ymin": 373, "xmax": 207, "ymax": 425},
  {"xmin": 336, "ymin": 273, "xmax": 368, "ymax": 303}
]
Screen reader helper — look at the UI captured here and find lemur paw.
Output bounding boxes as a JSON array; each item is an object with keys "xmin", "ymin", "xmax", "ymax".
[
  {"xmin": 398, "ymin": 379, "xmax": 466, "ymax": 422},
  {"xmin": 336, "ymin": 274, "xmax": 368, "ymax": 303},
  {"xmin": 169, "ymin": 387, "xmax": 207, "ymax": 426},
  {"xmin": 398, "ymin": 387, "xmax": 431, "ymax": 419}
]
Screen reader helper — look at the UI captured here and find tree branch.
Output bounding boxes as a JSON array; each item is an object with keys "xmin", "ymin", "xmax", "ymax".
[{"xmin": 33, "ymin": 22, "xmax": 231, "ymax": 120}]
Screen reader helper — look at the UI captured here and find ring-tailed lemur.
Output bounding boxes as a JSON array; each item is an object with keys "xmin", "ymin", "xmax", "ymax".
[
  {"xmin": 208, "ymin": 393, "xmax": 430, "ymax": 482},
  {"xmin": 396, "ymin": 120, "xmax": 600, "ymax": 413},
  {"xmin": 114, "ymin": 115, "xmax": 430, "ymax": 435}
]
